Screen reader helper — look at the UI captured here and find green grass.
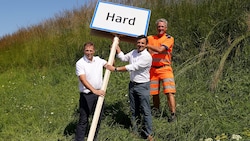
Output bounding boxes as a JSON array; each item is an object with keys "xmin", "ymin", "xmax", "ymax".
[
  {"xmin": 0, "ymin": 0, "xmax": 250, "ymax": 140},
  {"xmin": 0, "ymin": 67, "xmax": 78, "ymax": 140},
  {"xmin": 1, "ymin": 64, "xmax": 249, "ymax": 141}
]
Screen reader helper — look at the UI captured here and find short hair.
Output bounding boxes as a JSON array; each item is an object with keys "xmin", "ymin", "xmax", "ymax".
[
  {"xmin": 83, "ymin": 42, "xmax": 95, "ymax": 50},
  {"xmin": 156, "ymin": 18, "xmax": 168, "ymax": 27},
  {"xmin": 136, "ymin": 35, "xmax": 148, "ymax": 44}
]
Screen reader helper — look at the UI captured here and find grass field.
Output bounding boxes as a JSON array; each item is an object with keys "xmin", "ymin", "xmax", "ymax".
[
  {"xmin": 0, "ymin": 0, "xmax": 250, "ymax": 140},
  {"xmin": 0, "ymin": 64, "xmax": 249, "ymax": 141}
]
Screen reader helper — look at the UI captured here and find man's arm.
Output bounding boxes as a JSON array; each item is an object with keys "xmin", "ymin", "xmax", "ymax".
[
  {"xmin": 116, "ymin": 45, "xmax": 121, "ymax": 54},
  {"xmin": 79, "ymin": 74, "xmax": 105, "ymax": 96},
  {"xmin": 106, "ymin": 64, "xmax": 127, "ymax": 72},
  {"xmin": 147, "ymin": 36, "xmax": 174, "ymax": 53},
  {"xmin": 147, "ymin": 44, "xmax": 166, "ymax": 53},
  {"xmin": 116, "ymin": 46, "xmax": 130, "ymax": 62}
]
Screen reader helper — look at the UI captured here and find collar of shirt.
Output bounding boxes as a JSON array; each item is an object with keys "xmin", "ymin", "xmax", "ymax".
[
  {"xmin": 83, "ymin": 55, "xmax": 95, "ymax": 63},
  {"xmin": 138, "ymin": 49, "xmax": 147, "ymax": 54}
]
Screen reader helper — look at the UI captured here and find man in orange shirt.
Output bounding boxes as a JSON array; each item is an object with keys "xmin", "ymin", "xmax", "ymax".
[{"xmin": 147, "ymin": 18, "xmax": 176, "ymax": 122}]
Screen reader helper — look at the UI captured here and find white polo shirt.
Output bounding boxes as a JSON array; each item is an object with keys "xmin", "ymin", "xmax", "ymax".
[
  {"xmin": 76, "ymin": 56, "xmax": 107, "ymax": 93},
  {"xmin": 117, "ymin": 49, "xmax": 152, "ymax": 83}
]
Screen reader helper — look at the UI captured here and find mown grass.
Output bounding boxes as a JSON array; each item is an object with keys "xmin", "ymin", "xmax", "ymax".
[{"xmin": 0, "ymin": 0, "xmax": 250, "ymax": 140}]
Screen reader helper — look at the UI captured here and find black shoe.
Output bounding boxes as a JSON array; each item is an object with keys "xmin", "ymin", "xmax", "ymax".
[{"xmin": 168, "ymin": 113, "xmax": 177, "ymax": 122}]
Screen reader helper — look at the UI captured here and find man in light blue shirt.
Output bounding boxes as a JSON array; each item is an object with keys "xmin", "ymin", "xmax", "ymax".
[{"xmin": 107, "ymin": 35, "xmax": 153, "ymax": 141}]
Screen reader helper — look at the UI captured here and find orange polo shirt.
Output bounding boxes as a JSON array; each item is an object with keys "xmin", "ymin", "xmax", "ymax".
[{"xmin": 147, "ymin": 33, "xmax": 174, "ymax": 67}]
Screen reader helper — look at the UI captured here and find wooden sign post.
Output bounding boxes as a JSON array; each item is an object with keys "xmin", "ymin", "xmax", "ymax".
[{"xmin": 87, "ymin": 1, "xmax": 150, "ymax": 141}]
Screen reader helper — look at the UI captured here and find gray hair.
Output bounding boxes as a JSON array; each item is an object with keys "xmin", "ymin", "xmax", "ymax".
[{"xmin": 156, "ymin": 18, "xmax": 168, "ymax": 27}]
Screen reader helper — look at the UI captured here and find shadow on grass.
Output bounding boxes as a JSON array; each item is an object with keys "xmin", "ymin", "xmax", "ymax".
[
  {"xmin": 104, "ymin": 101, "xmax": 131, "ymax": 129},
  {"xmin": 63, "ymin": 101, "xmax": 131, "ymax": 137},
  {"xmin": 63, "ymin": 105, "xmax": 78, "ymax": 137},
  {"xmin": 63, "ymin": 120, "xmax": 78, "ymax": 136}
]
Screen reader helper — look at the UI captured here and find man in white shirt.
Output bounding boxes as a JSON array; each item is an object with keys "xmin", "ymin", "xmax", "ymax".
[
  {"xmin": 75, "ymin": 42, "xmax": 108, "ymax": 141},
  {"xmin": 106, "ymin": 35, "xmax": 154, "ymax": 141}
]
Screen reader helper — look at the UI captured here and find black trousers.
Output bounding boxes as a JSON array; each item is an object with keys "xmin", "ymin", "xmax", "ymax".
[{"xmin": 75, "ymin": 92, "xmax": 104, "ymax": 141}]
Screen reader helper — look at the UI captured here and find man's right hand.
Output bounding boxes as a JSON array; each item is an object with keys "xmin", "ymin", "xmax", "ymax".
[
  {"xmin": 106, "ymin": 64, "xmax": 115, "ymax": 71},
  {"xmin": 93, "ymin": 89, "xmax": 105, "ymax": 97}
]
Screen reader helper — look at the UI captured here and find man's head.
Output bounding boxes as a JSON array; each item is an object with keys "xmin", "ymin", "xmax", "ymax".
[
  {"xmin": 156, "ymin": 18, "xmax": 168, "ymax": 37},
  {"xmin": 136, "ymin": 35, "xmax": 148, "ymax": 52},
  {"xmin": 83, "ymin": 42, "xmax": 95, "ymax": 61}
]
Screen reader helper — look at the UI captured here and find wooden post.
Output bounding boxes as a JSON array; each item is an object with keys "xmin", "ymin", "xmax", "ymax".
[{"xmin": 87, "ymin": 36, "xmax": 119, "ymax": 141}]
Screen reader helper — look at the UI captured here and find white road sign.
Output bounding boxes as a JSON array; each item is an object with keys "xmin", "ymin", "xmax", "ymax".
[{"xmin": 90, "ymin": 1, "xmax": 151, "ymax": 37}]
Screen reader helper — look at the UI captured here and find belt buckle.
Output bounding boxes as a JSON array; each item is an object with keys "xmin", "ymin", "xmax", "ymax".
[{"xmin": 131, "ymin": 81, "xmax": 138, "ymax": 85}]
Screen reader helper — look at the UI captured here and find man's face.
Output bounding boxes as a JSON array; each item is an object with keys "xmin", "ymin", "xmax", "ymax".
[
  {"xmin": 136, "ymin": 38, "xmax": 147, "ymax": 52},
  {"xmin": 157, "ymin": 21, "xmax": 167, "ymax": 36},
  {"xmin": 84, "ymin": 45, "xmax": 95, "ymax": 61}
]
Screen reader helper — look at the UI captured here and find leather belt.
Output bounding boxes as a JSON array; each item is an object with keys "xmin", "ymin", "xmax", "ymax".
[
  {"xmin": 130, "ymin": 81, "xmax": 144, "ymax": 85},
  {"xmin": 151, "ymin": 64, "xmax": 170, "ymax": 68}
]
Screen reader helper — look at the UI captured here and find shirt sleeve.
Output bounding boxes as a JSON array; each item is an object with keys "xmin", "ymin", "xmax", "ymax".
[
  {"xmin": 117, "ymin": 51, "xmax": 131, "ymax": 62},
  {"xmin": 95, "ymin": 56, "xmax": 107, "ymax": 67},
  {"xmin": 76, "ymin": 61, "xmax": 85, "ymax": 76},
  {"xmin": 162, "ymin": 36, "xmax": 174, "ymax": 52},
  {"xmin": 117, "ymin": 51, "xmax": 133, "ymax": 62}
]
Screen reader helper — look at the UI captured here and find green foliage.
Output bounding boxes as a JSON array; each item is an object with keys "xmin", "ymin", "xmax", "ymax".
[{"xmin": 0, "ymin": 0, "xmax": 250, "ymax": 140}]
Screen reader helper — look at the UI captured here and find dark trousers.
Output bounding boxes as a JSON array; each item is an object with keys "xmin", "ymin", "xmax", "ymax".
[{"xmin": 75, "ymin": 92, "xmax": 104, "ymax": 141}]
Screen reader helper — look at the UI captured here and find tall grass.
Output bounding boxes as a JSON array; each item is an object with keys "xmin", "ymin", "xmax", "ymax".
[
  {"xmin": 0, "ymin": 0, "xmax": 250, "ymax": 140},
  {"xmin": 210, "ymin": 32, "xmax": 250, "ymax": 91}
]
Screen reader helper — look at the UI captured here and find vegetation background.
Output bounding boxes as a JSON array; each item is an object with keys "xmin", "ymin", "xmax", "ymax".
[{"xmin": 0, "ymin": 0, "xmax": 250, "ymax": 140}]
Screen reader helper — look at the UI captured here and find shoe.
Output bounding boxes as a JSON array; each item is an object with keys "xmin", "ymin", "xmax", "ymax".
[
  {"xmin": 147, "ymin": 135, "xmax": 154, "ymax": 141},
  {"xmin": 168, "ymin": 113, "xmax": 177, "ymax": 122}
]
